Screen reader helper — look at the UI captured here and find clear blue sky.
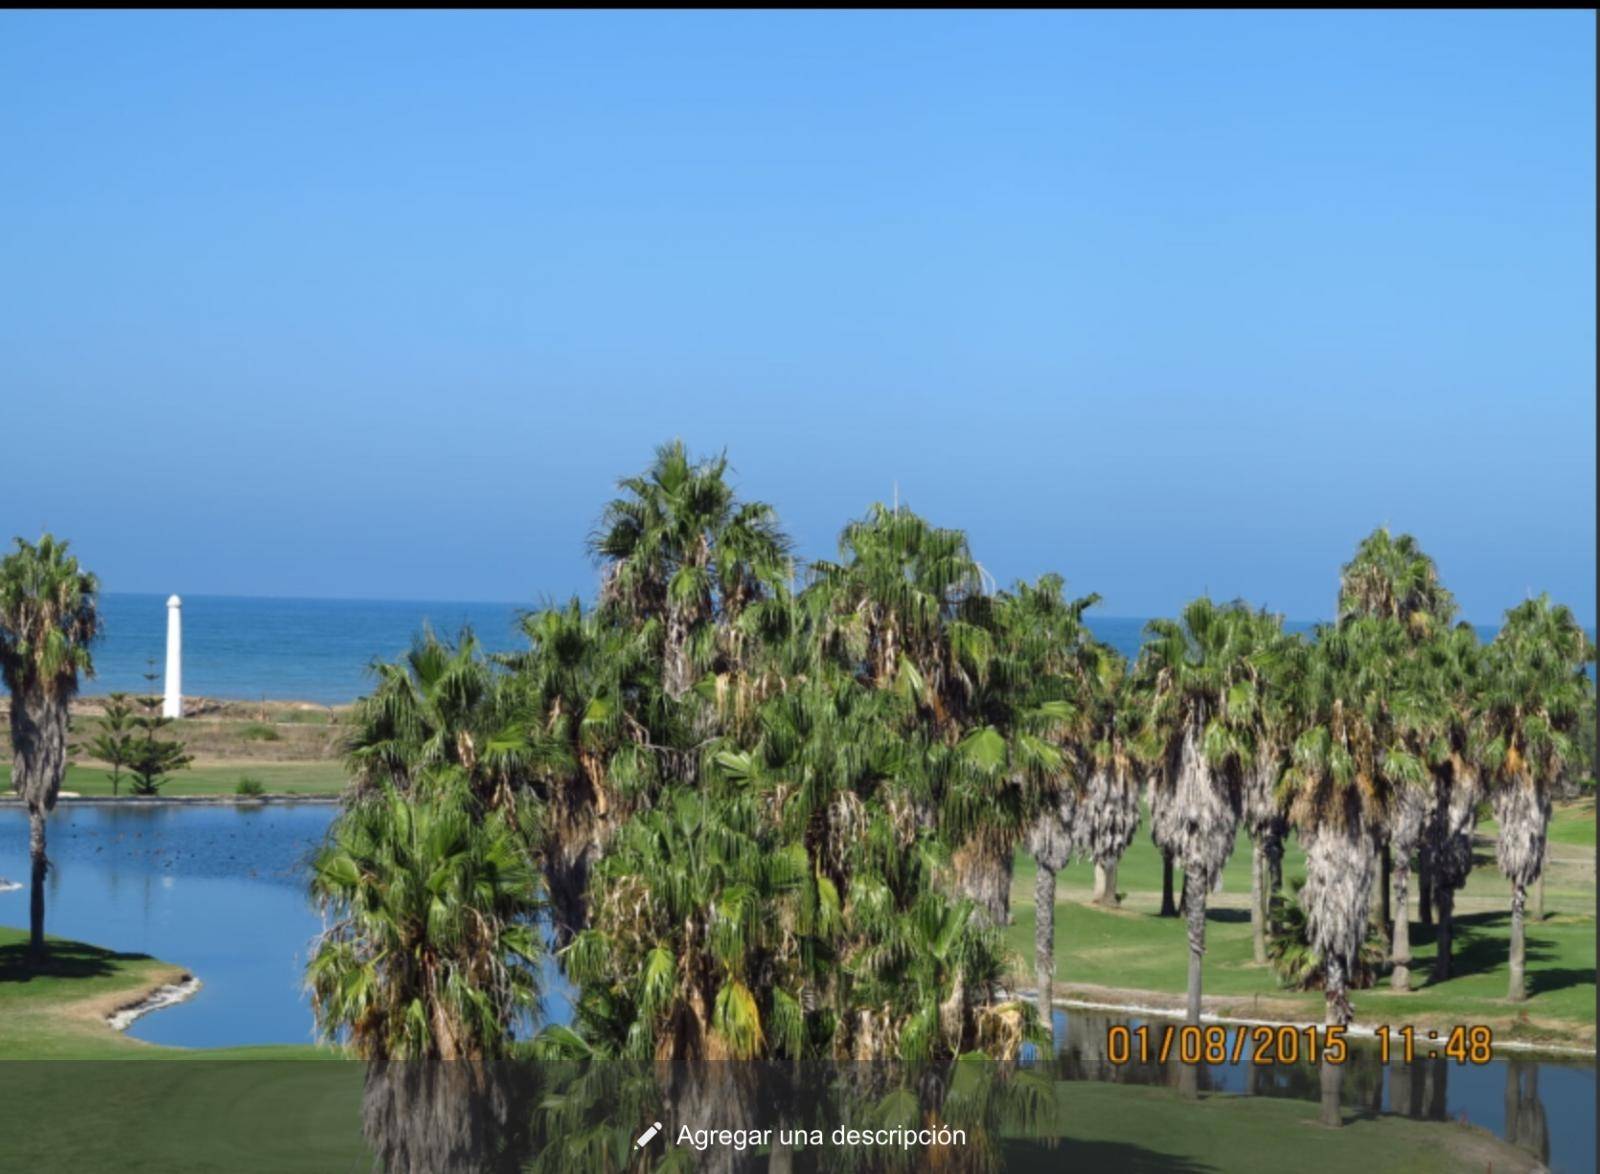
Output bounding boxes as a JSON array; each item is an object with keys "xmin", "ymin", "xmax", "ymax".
[{"xmin": 3, "ymin": 11, "xmax": 1593, "ymax": 624}]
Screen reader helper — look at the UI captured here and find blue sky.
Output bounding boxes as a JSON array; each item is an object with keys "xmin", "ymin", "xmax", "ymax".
[{"xmin": 2, "ymin": 11, "xmax": 1593, "ymax": 624}]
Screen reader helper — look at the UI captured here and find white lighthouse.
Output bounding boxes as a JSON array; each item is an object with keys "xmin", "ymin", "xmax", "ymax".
[{"xmin": 164, "ymin": 595, "xmax": 183, "ymax": 719}]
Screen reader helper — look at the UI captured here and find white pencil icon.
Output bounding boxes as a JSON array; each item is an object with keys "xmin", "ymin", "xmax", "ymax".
[{"xmin": 635, "ymin": 1121, "xmax": 663, "ymax": 1149}]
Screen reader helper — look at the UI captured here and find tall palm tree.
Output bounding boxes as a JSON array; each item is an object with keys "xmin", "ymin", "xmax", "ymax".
[
  {"xmin": 1479, "ymin": 596, "xmax": 1593, "ymax": 1001},
  {"xmin": 1026, "ymin": 797, "xmax": 1079, "ymax": 1052},
  {"xmin": 1337, "ymin": 527, "xmax": 1458, "ymax": 966},
  {"xmin": 807, "ymin": 504, "xmax": 1019, "ymax": 921},
  {"xmin": 308, "ymin": 783, "xmax": 543, "ymax": 1173},
  {"xmin": 590, "ymin": 440, "xmax": 790, "ymax": 700},
  {"xmin": 1415, "ymin": 622, "xmax": 1485, "ymax": 983},
  {"xmin": 0, "ymin": 534, "xmax": 100, "ymax": 962},
  {"xmin": 499, "ymin": 599, "xmax": 661, "ymax": 942},
  {"xmin": 1137, "ymin": 598, "xmax": 1257, "ymax": 1066},
  {"xmin": 1384, "ymin": 772, "xmax": 1429, "ymax": 991},
  {"xmin": 955, "ymin": 575, "xmax": 1099, "ymax": 927},
  {"xmin": 1082, "ymin": 657, "xmax": 1141, "ymax": 909},
  {"xmin": 1283, "ymin": 618, "xmax": 1422, "ymax": 1127},
  {"xmin": 1239, "ymin": 611, "xmax": 1299, "ymax": 964}
]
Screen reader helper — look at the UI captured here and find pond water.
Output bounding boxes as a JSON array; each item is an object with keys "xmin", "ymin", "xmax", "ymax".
[
  {"xmin": 1039, "ymin": 1008, "xmax": 1594, "ymax": 1174},
  {"xmin": 1, "ymin": 804, "xmax": 1592, "ymax": 1171},
  {"xmin": 0, "ymin": 803, "xmax": 571, "ymax": 1048}
]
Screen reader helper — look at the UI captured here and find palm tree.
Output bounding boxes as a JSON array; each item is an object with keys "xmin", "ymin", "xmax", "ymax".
[
  {"xmin": 1479, "ymin": 595, "xmax": 1594, "ymax": 1001},
  {"xmin": 344, "ymin": 628, "xmax": 538, "ymax": 810},
  {"xmin": 0, "ymin": 534, "xmax": 100, "ymax": 962},
  {"xmin": 1415, "ymin": 623, "xmax": 1485, "ymax": 983},
  {"xmin": 953, "ymin": 575, "xmax": 1099, "ymax": 927},
  {"xmin": 1384, "ymin": 773, "xmax": 1429, "ymax": 991},
  {"xmin": 1283, "ymin": 618, "xmax": 1422, "ymax": 1127},
  {"xmin": 1144, "ymin": 766, "xmax": 1181, "ymax": 918},
  {"xmin": 308, "ymin": 782, "xmax": 543, "ymax": 1172},
  {"xmin": 808, "ymin": 502, "xmax": 989, "ymax": 703},
  {"xmin": 1337, "ymin": 527, "xmax": 1458, "ymax": 972},
  {"xmin": 561, "ymin": 789, "xmax": 809, "ymax": 1064},
  {"xmin": 1239, "ymin": 611, "xmax": 1299, "ymax": 964},
  {"xmin": 563, "ymin": 784, "xmax": 1032, "ymax": 1066},
  {"xmin": 1082, "ymin": 658, "xmax": 1141, "ymax": 909},
  {"xmin": 1336, "ymin": 526, "xmax": 1457, "ymax": 639},
  {"xmin": 1026, "ymin": 798, "xmax": 1078, "ymax": 1052},
  {"xmin": 807, "ymin": 503, "xmax": 1016, "ymax": 921},
  {"xmin": 500, "ymin": 599, "xmax": 661, "ymax": 942},
  {"xmin": 1136, "ymin": 598, "xmax": 1257, "ymax": 1065},
  {"xmin": 590, "ymin": 440, "xmax": 790, "ymax": 700}
]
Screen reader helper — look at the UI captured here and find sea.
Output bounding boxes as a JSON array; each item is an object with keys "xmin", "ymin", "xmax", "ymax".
[{"xmin": 45, "ymin": 593, "xmax": 1505, "ymax": 705}]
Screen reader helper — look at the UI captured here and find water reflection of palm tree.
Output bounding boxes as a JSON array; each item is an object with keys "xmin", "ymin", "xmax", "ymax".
[
  {"xmin": 1424, "ymin": 1056, "xmax": 1449, "ymax": 1121},
  {"xmin": 1388, "ymin": 1057, "xmax": 1415, "ymax": 1117},
  {"xmin": 1504, "ymin": 1059, "xmax": 1550, "ymax": 1166}
]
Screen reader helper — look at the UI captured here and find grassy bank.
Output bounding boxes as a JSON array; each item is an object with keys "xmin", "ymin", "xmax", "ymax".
[
  {"xmin": 0, "ymin": 760, "xmax": 346, "ymax": 798},
  {"xmin": 0, "ymin": 928, "xmax": 190, "ymax": 1058},
  {"xmin": 1007, "ymin": 799, "xmax": 1596, "ymax": 1048},
  {"xmin": 0, "ymin": 928, "xmax": 337, "ymax": 1062},
  {"xmin": 1, "ymin": 695, "xmax": 348, "ymax": 798}
]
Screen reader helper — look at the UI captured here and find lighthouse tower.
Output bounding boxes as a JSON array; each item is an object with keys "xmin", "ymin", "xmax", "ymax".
[{"xmin": 164, "ymin": 595, "xmax": 183, "ymax": 718}]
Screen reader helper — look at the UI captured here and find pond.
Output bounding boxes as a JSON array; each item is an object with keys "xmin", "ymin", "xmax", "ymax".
[
  {"xmin": 1040, "ymin": 1007, "xmax": 1594, "ymax": 1174},
  {"xmin": 0, "ymin": 803, "xmax": 572, "ymax": 1049},
  {"xmin": 1, "ymin": 804, "xmax": 1592, "ymax": 1172}
]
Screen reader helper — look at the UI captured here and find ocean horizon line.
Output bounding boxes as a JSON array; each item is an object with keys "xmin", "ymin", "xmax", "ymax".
[{"xmin": 97, "ymin": 590, "xmax": 1338, "ymax": 630}]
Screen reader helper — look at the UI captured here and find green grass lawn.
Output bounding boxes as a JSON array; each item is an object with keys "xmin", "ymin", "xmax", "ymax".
[
  {"xmin": 0, "ymin": 929, "xmax": 1548, "ymax": 1172},
  {"xmin": 1482, "ymin": 794, "xmax": 1595, "ymax": 848},
  {"xmin": 1007, "ymin": 800, "xmax": 1596, "ymax": 1047},
  {"xmin": 0, "ymin": 760, "xmax": 347, "ymax": 799},
  {"xmin": 1007, "ymin": 1080, "xmax": 1537, "ymax": 1173},
  {"xmin": 0, "ymin": 928, "xmax": 187, "ymax": 1058},
  {"xmin": 0, "ymin": 1060, "xmax": 1534, "ymax": 1174},
  {"xmin": 0, "ymin": 1060, "xmax": 369, "ymax": 1172}
]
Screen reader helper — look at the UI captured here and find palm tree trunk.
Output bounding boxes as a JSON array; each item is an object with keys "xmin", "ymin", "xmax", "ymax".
[
  {"xmin": 1091, "ymin": 863, "xmax": 1107, "ymax": 904},
  {"xmin": 1418, "ymin": 857, "xmax": 1433, "ymax": 929},
  {"xmin": 1250, "ymin": 841, "xmax": 1266, "ymax": 964},
  {"xmin": 1390, "ymin": 863, "xmax": 1412, "ymax": 991},
  {"xmin": 28, "ymin": 807, "xmax": 47, "ymax": 960},
  {"xmin": 1035, "ymin": 863, "xmax": 1057, "ymax": 1052},
  {"xmin": 1179, "ymin": 884, "xmax": 1205, "ymax": 1100},
  {"xmin": 1265, "ymin": 836, "xmax": 1284, "ymax": 934},
  {"xmin": 1319, "ymin": 955, "xmax": 1347, "ymax": 1128},
  {"xmin": 1431, "ymin": 883, "xmax": 1454, "ymax": 982},
  {"xmin": 1508, "ymin": 880, "xmax": 1527, "ymax": 1001},
  {"xmin": 1159, "ymin": 850, "xmax": 1178, "ymax": 917},
  {"xmin": 1379, "ymin": 843, "xmax": 1392, "ymax": 934},
  {"xmin": 953, "ymin": 838, "xmax": 1012, "ymax": 927},
  {"xmin": 1104, "ymin": 860, "xmax": 1119, "ymax": 907},
  {"xmin": 1534, "ymin": 842, "xmax": 1547, "ymax": 921}
]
